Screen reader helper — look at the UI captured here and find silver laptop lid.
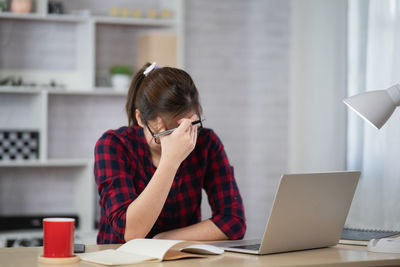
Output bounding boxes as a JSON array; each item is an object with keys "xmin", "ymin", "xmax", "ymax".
[{"xmin": 258, "ymin": 171, "xmax": 360, "ymax": 254}]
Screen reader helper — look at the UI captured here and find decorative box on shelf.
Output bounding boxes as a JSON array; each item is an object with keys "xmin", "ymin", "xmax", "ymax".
[{"xmin": 0, "ymin": 130, "xmax": 39, "ymax": 161}]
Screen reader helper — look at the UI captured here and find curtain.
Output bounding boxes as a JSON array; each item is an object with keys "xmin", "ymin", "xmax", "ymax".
[{"xmin": 346, "ymin": 0, "xmax": 400, "ymax": 230}]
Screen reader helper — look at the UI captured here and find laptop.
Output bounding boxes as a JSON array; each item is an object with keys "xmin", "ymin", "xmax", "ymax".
[{"xmin": 213, "ymin": 171, "xmax": 360, "ymax": 255}]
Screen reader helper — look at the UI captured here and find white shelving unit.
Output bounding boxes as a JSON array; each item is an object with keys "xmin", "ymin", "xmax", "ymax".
[
  {"xmin": 0, "ymin": 158, "xmax": 89, "ymax": 168},
  {"xmin": 0, "ymin": 0, "xmax": 183, "ymax": 246}
]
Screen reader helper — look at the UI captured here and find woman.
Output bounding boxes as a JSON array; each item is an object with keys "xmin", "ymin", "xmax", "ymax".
[{"xmin": 94, "ymin": 62, "xmax": 246, "ymax": 244}]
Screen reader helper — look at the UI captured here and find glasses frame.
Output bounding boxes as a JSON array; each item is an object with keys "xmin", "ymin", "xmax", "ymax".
[{"xmin": 146, "ymin": 118, "xmax": 204, "ymax": 144}]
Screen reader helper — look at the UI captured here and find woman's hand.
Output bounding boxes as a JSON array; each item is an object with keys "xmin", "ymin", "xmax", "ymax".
[{"xmin": 159, "ymin": 115, "xmax": 199, "ymax": 168}]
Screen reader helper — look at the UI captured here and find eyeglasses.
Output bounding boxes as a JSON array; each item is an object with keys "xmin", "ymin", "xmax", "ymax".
[{"xmin": 146, "ymin": 118, "xmax": 205, "ymax": 144}]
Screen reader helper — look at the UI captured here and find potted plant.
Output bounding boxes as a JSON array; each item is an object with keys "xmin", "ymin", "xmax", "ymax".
[{"xmin": 109, "ymin": 65, "xmax": 133, "ymax": 91}]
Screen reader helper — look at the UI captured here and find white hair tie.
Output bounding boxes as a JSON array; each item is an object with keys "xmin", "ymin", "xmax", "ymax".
[{"xmin": 143, "ymin": 62, "xmax": 158, "ymax": 76}]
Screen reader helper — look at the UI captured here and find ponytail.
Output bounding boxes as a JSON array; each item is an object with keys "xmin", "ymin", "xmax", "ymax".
[{"xmin": 126, "ymin": 62, "xmax": 151, "ymax": 126}]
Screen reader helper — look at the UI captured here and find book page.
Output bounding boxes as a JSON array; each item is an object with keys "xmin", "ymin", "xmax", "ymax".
[
  {"xmin": 163, "ymin": 248, "xmax": 205, "ymax": 260},
  {"xmin": 80, "ymin": 249, "xmax": 158, "ymax": 266},
  {"xmin": 117, "ymin": 238, "xmax": 183, "ymax": 260},
  {"xmin": 163, "ymin": 241, "xmax": 205, "ymax": 260}
]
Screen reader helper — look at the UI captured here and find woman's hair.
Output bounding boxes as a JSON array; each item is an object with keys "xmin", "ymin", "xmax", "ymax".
[{"xmin": 126, "ymin": 62, "xmax": 202, "ymax": 127}]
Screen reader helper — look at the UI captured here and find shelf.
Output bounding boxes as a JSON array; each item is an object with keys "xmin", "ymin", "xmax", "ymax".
[
  {"xmin": 93, "ymin": 16, "xmax": 175, "ymax": 26},
  {"xmin": 0, "ymin": 12, "xmax": 175, "ymax": 26},
  {"xmin": 0, "ymin": 229, "xmax": 43, "ymax": 238},
  {"xmin": 0, "ymin": 158, "xmax": 90, "ymax": 168},
  {"xmin": 49, "ymin": 88, "xmax": 127, "ymax": 96},
  {"xmin": 0, "ymin": 86, "xmax": 43, "ymax": 94},
  {"xmin": 0, "ymin": 12, "xmax": 86, "ymax": 22},
  {"xmin": 0, "ymin": 86, "xmax": 127, "ymax": 96},
  {"xmin": 0, "ymin": 229, "xmax": 98, "ymax": 247}
]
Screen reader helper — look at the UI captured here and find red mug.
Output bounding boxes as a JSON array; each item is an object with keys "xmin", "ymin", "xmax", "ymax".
[{"xmin": 43, "ymin": 218, "xmax": 75, "ymax": 258}]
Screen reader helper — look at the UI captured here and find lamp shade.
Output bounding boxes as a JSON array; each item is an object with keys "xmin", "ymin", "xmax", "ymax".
[{"xmin": 343, "ymin": 84, "xmax": 400, "ymax": 129}]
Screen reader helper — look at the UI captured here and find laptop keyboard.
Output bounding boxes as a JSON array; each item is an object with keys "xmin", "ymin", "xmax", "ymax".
[{"xmin": 230, "ymin": 244, "xmax": 261, "ymax": 251}]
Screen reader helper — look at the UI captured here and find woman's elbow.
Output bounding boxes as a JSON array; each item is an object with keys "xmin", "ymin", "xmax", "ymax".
[
  {"xmin": 230, "ymin": 217, "xmax": 246, "ymax": 240},
  {"xmin": 124, "ymin": 230, "xmax": 146, "ymax": 242}
]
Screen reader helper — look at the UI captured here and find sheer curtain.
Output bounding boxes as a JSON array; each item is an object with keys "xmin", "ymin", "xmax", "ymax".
[{"xmin": 346, "ymin": 0, "xmax": 400, "ymax": 231}]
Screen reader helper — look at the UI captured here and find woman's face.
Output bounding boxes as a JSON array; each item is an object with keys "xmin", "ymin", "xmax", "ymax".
[{"xmin": 136, "ymin": 110, "xmax": 199, "ymax": 153}]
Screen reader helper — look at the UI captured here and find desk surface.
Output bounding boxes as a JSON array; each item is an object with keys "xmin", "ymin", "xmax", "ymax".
[{"xmin": 2, "ymin": 244, "xmax": 400, "ymax": 267}]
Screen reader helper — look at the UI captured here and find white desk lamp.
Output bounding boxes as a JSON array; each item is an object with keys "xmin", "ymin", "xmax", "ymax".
[
  {"xmin": 343, "ymin": 84, "xmax": 400, "ymax": 253},
  {"xmin": 343, "ymin": 84, "xmax": 400, "ymax": 129}
]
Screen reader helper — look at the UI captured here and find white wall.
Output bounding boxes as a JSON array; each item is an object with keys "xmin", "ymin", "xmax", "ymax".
[
  {"xmin": 185, "ymin": 0, "xmax": 291, "ymax": 238},
  {"xmin": 289, "ymin": 0, "xmax": 348, "ymax": 173},
  {"xmin": 185, "ymin": 0, "xmax": 349, "ymax": 238}
]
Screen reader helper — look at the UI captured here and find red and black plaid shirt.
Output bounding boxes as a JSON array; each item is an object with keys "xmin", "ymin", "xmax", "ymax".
[{"xmin": 94, "ymin": 126, "xmax": 246, "ymax": 244}]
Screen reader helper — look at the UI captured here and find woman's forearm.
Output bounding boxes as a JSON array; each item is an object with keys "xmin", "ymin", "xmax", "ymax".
[
  {"xmin": 124, "ymin": 159, "xmax": 179, "ymax": 241},
  {"xmin": 124, "ymin": 119, "xmax": 198, "ymax": 241},
  {"xmin": 153, "ymin": 219, "xmax": 228, "ymax": 241}
]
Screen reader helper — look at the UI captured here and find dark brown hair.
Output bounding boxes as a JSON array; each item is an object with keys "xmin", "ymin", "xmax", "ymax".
[{"xmin": 126, "ymin": 62, "xmax": 202, "ymax": 127}]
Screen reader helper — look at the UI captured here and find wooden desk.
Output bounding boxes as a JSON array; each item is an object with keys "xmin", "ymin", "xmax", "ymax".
[{"xmin": 2, "ymin": 244, "xmax": 400, "ymax": 267}]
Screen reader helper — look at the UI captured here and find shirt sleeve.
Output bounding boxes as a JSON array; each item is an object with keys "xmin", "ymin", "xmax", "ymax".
[
  {"xmin": 203, "ymin": 131, "xmax": 246, "ymax": 240},
  {"xmin": 94, "ymin": 131, "xmax": 137, "ymax": 242}
]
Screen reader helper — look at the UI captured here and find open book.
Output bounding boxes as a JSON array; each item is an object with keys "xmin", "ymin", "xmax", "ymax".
[{"xmin": 80, "ymin": 238, "xmax": 224, "ymax": 265}]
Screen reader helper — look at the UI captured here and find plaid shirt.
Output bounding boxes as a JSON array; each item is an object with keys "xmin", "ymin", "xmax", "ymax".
[{"xmin": 94, "ymin": 126, "xmax": 246, "ymax": 244}]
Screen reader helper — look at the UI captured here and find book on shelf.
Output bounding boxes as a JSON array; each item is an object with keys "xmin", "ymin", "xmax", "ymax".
[
  {"xmin": 79, "ymin": 238, "xmax": 223, "ymax": 265},
  {"xmin": 339, "ymin": 228, "xmax": 400, "ymax": 246}
]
